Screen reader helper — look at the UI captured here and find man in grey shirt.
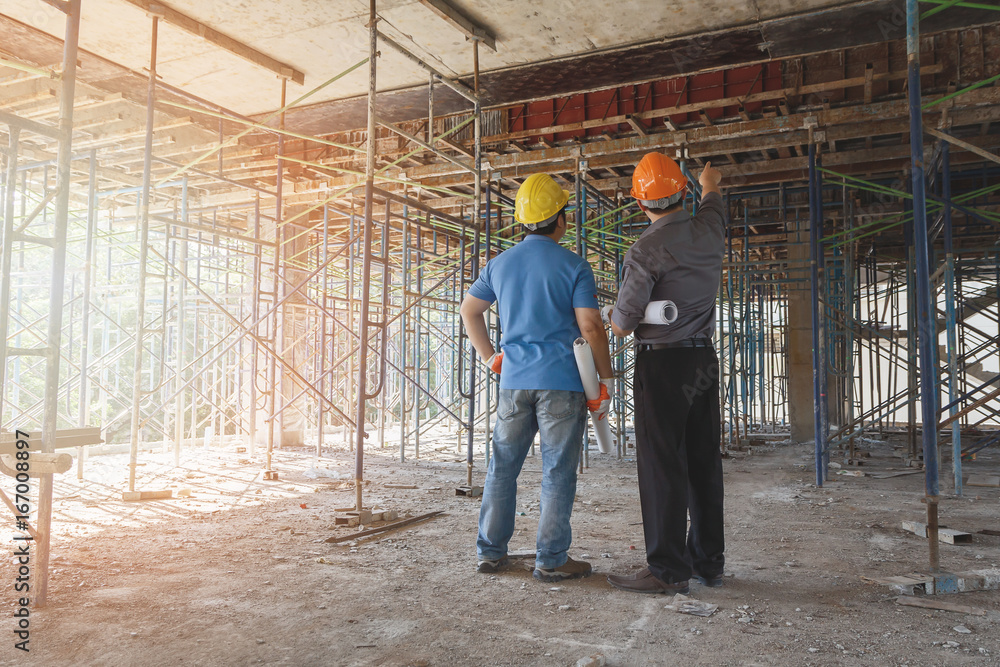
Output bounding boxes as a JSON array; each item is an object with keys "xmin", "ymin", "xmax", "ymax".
[{"xmin": 606, "ymin": 153, "xmax": 726, "ymax": 594}]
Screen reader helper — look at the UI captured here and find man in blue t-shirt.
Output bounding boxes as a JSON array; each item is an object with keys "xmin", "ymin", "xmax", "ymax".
[{"xmin": 460, "ymin": 172, "xmax": 614, "ymax": 582}]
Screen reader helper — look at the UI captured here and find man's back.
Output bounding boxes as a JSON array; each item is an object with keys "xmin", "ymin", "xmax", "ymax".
[
  {"xmin": 616, "ymin": 192, "xmax": 726, "ymax": 344},
  {"xmin": 468, "ymin": 235, "xmax": 598, "ymax": 392}
]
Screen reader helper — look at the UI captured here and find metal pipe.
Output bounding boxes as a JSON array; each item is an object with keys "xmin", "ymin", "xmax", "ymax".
[
  {"xmin": 128, "ymin": 12, "xmax": 159, "ymax": 493},
  {"xmin": 37, "ymin": 0, "xmax": 81, "ymax": 608},
  {"xmin": 809, "ymin": 142, "xmax": 826, "ymax": 487},
  {"xmin": 484, "ymin": 173, "xmax": 493, "ymax": 465},
  {"xmin": 906, "ymin": 0, "xmax": 940, "ymax": 571},
  {"xmin": 354, "ymin": 0, "xmax": 378, "ymax": 512},
  {"xmin": 77, "ymin": 149, "xmax": 97, "ymax": 478},
  {"xmin": 318, "ymin": 202, "xmax": 329, "ymax": 456},
  {"xmin": 174, "ymin": 195, "xmax": 189, "ymax": 464},
  {"xmin": 399, "ymin": 209, "xmax": 409, "ymax": 461},
  {"xmin": 941, "ymin": 141, "xmax": 962, "ymax": 495},
  {"xmin": 266, "ymin": 78, "xmax": 288, "ymax": 473},
  {"xmin": 248, "ymin": 195, "xmax": 259, "ymax": 457},
  {"xmin": 465, "ymin": 42, "xmax": 482, "ymax": 488},
  {"xmin": 0, "ymin": 127, "xmax": 20, "ymax": 422},
  {"xmin": 376, "ymin": 31, "xmax": 478, "ymax": 103}
]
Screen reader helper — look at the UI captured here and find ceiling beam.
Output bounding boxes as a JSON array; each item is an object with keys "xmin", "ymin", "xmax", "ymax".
[
  {"xmin": 118, "ymin": 0, "xmax": 305, "ymax": 85},
  {"xmin": 417, "ymin": 0, "xmax": 497, "ymax": 51},
  {"xmin": 401, "ymin": 88, "xmax": 1000, "ymax": 188}
]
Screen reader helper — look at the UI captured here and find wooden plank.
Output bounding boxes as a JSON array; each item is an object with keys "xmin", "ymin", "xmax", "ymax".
[
  {"xmin": 925, "ymin": 126, "xmax": 1000, "ymax": 167},
  {"xmin": 902, "ymin": 520, "xmax": 929, "ymax": 538},
  {"xmin": 871, "ymin": 469, "xmax": 923, "ymax": 479},
  {"xmin": 939, "ymin": 386, "xmax": 1000, "ymax": 428},
  {"xmin": 895, "ymin": 596, "xmax": 987, "ymax": 616},
  {"xmin": 0, "ymin": 427, "xmax": 103, "ymax": 455},
  {"xmin": 966, "ymin": 475, "xmax": 1000, "ymax": 487},
  {"xmin": 478, "ymin": 64, "xmax": 945, "ymax": 144},
  {"xmin": 122, "ymin": 490, "xmax": 173, "ymax": 501},
  {"xmin": 940, "ymin": 529, "xmax": 974, "ymax": 545},
  {"xmin": 902, "ymin": 521, "xmax": 972, "ymax": 544}
]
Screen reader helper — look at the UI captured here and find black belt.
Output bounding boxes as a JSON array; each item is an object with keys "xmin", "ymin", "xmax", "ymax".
[{"xmin": 635, "ymin": 339, "xmax": 714, "ymax": 352}]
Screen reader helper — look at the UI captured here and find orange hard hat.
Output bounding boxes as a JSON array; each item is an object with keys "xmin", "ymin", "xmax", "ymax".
[{"xmin": 630, "ymin": 152, "xmax": 687, "ymax": 201}]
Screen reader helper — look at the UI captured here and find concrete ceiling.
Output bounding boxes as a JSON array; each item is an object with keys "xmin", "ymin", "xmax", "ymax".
[{"xmin": 3, "ymin": 0, "xmax": 855, "ymax": 115}]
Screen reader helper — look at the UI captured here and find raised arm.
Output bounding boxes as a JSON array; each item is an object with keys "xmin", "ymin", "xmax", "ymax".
[{"xmin": 699, "ymin": 161, "xmax": 722, "ymax": 198}]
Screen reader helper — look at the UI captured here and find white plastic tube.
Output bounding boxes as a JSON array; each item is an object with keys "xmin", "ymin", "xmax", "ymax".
[
  {"xmin": 572, "ymin": 337, "xmax": 615, "ymax": 454},
  {"xmin": 640, "ymin": 299, "xmax": 678, "ymax": 325}
]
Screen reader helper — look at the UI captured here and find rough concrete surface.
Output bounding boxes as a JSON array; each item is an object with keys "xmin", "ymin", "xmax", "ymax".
[
  {"xmin": 1, "ymin": 0, "xmax": 853, "ymax": 113},
  {"xmin": 4, "ymin": 432, "xmax": 1000, "ymax": 666}
]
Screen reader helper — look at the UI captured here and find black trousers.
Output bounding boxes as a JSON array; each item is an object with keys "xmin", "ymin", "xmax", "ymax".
[{"xmin": 633, "ymin": 347, "xmax": 725, "ymax": 584}]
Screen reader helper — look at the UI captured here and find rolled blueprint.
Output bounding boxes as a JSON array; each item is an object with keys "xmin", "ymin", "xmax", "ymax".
[
  {"xmin": 572, "ymin": 337, "xmax": 615, "ymax": 454},
  {"xmin": 640, "ymin": 299, "xmax": 678, "ymax": 325}
]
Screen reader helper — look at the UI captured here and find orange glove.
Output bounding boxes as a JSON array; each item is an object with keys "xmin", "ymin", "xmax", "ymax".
[
  {"xmin": 586, "ymin": 382, "xmax": 611, "ymax": 414},
  {"xmin": 486, "ymin": 351, "xmax": 503, "ymax": 374}
]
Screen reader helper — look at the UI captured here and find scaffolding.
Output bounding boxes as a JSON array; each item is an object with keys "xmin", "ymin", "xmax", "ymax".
[{"xmin": 1, "ymin": 0, "xmax": 999, "ymax": 605}]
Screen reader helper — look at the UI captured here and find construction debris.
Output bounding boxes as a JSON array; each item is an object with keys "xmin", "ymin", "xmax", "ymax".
[
  {"xmin": 325, "ymin": 511, "xmax": 444, "ymax": 544},
  {"xmin": 664, "ymin": 593, "xmax": 718, "ymax": 617}
]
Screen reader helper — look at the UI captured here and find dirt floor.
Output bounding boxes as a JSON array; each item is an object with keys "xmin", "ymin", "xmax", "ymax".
[{"xmin": 4, "ymin": 429, "xmax": 1000, "ymax": 666}]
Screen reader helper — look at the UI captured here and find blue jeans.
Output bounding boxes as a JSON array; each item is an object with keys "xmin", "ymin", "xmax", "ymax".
[{"xmin": 477, "ymin": 389, "xmax": 587, "ymax": 570}]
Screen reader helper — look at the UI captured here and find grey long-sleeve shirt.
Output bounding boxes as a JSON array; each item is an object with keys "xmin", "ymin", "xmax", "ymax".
[{"xmin": 611, "ymin": 192, "xmax": 727, "ymax": 344}]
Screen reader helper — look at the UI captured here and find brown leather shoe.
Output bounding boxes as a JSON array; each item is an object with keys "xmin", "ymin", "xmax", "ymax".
[{"xmin": 607, "ymin": 567, "xmax": 689, "ymax": 594}]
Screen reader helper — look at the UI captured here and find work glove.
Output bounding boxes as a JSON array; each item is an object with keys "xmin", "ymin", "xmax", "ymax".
[
  {"xmin": 486, "ymin": 351, "xmax": 503, "ymax": 375},
  {"xmin": 600, "ymin": 305, "xmax": 614, "ymax": 326},
  {"xmin": 586, "ymin": 378, "xmax": 614, "ymax": 421}
]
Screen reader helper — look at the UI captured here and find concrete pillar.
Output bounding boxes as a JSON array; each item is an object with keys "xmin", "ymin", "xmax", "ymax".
[{"xmin": 787, "ymin": 222, "xmax": 815, "ymax": 442}]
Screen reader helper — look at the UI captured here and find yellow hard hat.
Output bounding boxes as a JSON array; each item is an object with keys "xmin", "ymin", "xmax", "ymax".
[{"xmin": 514, "ymin": 173, "xmax": 570, "ymax": 228}]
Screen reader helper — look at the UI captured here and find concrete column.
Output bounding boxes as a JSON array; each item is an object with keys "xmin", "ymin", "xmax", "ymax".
[{"xmin": 787, "ymin": 221, "xmax": 815, "ymax": 442}]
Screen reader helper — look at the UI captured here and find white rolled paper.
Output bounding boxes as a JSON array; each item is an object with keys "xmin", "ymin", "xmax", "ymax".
[
  {"xmin": 572, "ymin": 337, "xmax": 615, "ymax": 454},
  {"xmin": 640, "ymin": 299, "xmax": 678, "ymax": 325}
]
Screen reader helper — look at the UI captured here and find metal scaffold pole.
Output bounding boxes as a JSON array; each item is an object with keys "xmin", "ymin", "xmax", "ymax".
[
  {"xmin": 354, "ymin": 0, "xmax": 378, "ymax": 512},
  {"xmin": 941, "ymin": 142, "xmax": 962, "ymax": 495},
  {"xmin": 809, "ymin": 141, "xmax": 827, "ymax": 486},
  {"xmin": 128, "ymin": 11, "xmax": 159, "ymax": 494},
  {"xmin": 36, "ymin": 0, "xmax": 82, "ymax": 608},
  {"xmin": 906, "ymin": 0, "xmax": 941, "ymax": 571},
  {"xmin": 465, "ymin": 39, "xmax": 482, "ymax": 488}
]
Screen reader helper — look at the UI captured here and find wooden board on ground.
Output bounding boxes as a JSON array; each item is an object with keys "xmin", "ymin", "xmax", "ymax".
[
  {"xmin": 966, "ymin": 475, "xmax": 1000, "ymax": 487},
  {"xmin": 871, "ymin": 469, "xmax": 923, "ymax": 479},
  {"xmin": 895, "ymin": 595, "xmax": 987, "ymax": 616},
  {"xmin": 122, "ymin": 490, "xmax": 173, "ymax": 501},
  {"xmin": 902, "ymin": 520, "xmax": 972, "ymax": 544}
]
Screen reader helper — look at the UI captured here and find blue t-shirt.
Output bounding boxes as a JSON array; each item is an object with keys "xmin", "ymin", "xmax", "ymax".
[{"xmin": 468, "ymin": 235, "xmax": 599, "ymax": 391}]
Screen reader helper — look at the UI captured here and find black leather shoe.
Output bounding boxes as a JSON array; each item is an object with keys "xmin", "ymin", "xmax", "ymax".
[
  {"xmin": 607, "ymin": 567, "xmax": 689, "ymax": 594},
  {"xmin": 692, "ymin": 573, "xmax": 724, "ymax": 587}
]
